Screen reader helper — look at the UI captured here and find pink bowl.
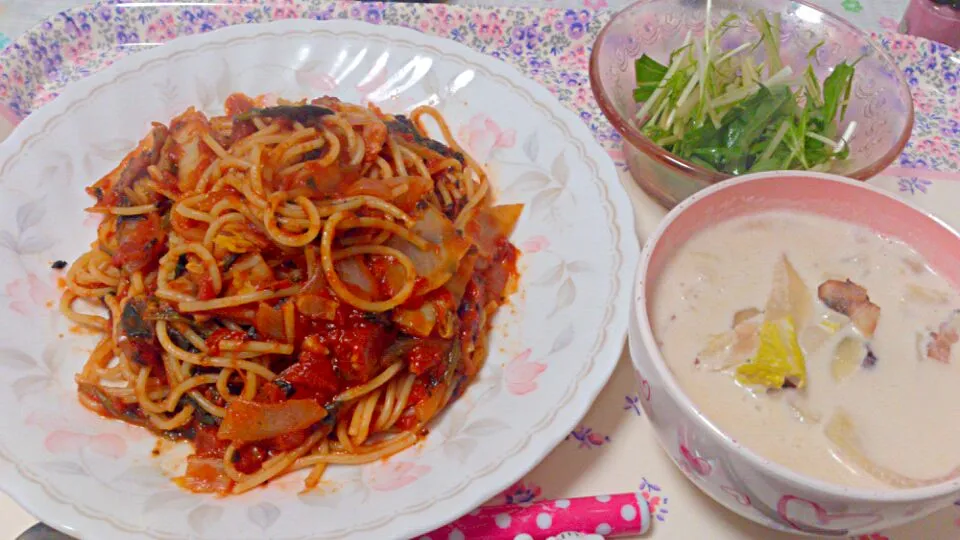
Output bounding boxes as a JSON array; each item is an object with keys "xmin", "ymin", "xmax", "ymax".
[
  {"xmin": 590, "ymin": 0, "xmax": 915, "ymax": 209},
  {"xmin": 629, "ymin": 171, "xmax": 960, "ymax": 535}
]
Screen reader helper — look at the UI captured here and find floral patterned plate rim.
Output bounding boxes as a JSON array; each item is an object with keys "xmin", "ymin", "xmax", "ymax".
[{"xmin": 0, "ymin": 18, "xmax": 638, "ymax": 540}]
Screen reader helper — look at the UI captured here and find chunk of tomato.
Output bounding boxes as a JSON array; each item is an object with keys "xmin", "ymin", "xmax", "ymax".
[{"xmin": 276, "ymin": 348, "xmax": 342, "ymax": 403}]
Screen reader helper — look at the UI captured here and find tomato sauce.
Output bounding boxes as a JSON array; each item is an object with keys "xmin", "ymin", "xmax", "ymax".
[
  {"xmin": 75, "ymin": 95, "xmax": 524, "ymax": 495},
  {"xmin": 113, "ymin": 213, "xmax": 167, "ymax": 273},
  {"xmin": 275, "ymin": 348, "xmax": 341, "ymax": 403},
  {"xmin": 407, "ymin": 340, "xmax": 448, "ymax": 376},
  {"xmin": 205, "ymin": 329, "xmax": 248, "ymax": 355}
]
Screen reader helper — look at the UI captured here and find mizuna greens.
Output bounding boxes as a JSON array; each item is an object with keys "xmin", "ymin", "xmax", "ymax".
[{"xmin": 633, "ymin": 11, "xmax": 858, "ymax": 175}]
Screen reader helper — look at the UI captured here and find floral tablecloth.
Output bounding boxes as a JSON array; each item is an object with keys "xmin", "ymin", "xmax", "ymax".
[
  {"xmin": 0, "ymin": 0, "xmax": 913, "ymax": 49},
  {"xmin": 0, "ymin": 1, "xmax": 946, "ymax": 539}
]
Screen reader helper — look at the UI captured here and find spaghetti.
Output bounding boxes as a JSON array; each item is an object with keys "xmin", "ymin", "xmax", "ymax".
[{"xmin": 63, "ymin": 93, "xmax": 521, "ymax": 495}]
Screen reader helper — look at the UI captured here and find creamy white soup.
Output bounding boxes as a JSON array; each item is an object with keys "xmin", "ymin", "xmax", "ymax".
[{"xmin": 652, "ymin": 211, "xmax": 960, "ymax": 490}]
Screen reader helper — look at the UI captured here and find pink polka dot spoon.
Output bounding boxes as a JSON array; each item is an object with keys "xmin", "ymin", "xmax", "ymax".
[{"xmin": 422, "ymin": 492, "xmax": 652, "ymax": 539}]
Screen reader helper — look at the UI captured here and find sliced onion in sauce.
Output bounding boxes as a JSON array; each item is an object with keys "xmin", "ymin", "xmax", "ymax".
[
  {"xmin": 218, "ymin": 399, "xmax": 326, "ymax": 443},
  {"xmin": 334, "ymin": 257, "xmax": 377, "ymax": 299},
  {"xmin": 464, "ymin": 204, "xmax": 523, "ymax": 257},
  {"xmin": 386, "ymin": 206, "xmax": 470, "ymax": 295}
]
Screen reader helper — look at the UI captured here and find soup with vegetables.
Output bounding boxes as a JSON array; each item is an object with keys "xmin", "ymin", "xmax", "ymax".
[{"xmin": 652, "ymin": 211, "xmax": 960, "ymax": 490}]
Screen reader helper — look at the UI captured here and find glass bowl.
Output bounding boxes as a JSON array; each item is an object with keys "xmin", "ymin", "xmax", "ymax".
[{"xmin": 589, "ymin": 0, "xmax": 915, "ymax": 208}]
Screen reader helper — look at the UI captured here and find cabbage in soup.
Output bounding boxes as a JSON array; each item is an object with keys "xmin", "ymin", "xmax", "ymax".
[{"xmin": 652, "ymin": 211, "xmax": 960, "ymax": 490}]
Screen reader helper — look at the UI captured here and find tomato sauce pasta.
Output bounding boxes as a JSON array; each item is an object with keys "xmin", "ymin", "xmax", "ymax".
[{"xmin": 63, "ymin": 94, "xmax": 521, "ymax": 495}]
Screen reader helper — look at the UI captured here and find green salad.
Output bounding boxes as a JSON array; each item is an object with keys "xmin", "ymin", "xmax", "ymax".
[{"xmin": 633, "ymin": 11, "xmax": 858, "ymax": 175}]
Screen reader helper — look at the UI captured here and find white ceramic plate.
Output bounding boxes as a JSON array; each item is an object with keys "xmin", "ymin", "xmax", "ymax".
[{"xmin": 0, "ymin": 19, "xmax": 637, "ymax": 540}]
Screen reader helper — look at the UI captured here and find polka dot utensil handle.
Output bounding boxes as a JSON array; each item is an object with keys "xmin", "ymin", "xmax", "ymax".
[{"xmin": 422, "ymin": 492, "xmax": 652, "ymax": 539}]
